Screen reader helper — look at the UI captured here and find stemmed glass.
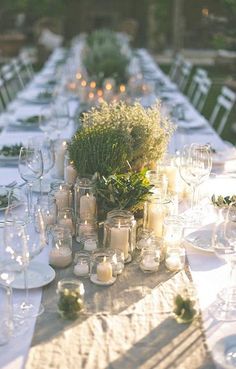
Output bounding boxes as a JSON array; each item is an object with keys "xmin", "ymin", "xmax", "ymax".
[
  {"xmin": 178, "ymin": 143, "xmax": 212, "ymax": 224},
  {"xmin": 51, "ymin": 96, "xmax": 70, "ymax": 138},
  {"xmin": 210, "ymin": 202, "xmax": 236, "ymax": 321},
  {"xmin": 18, "ymin": 147, "xmax": 43, "ymax": 217},
  {"xmin": 29, "ymin": 137, "xmax": 55, "ymax": 194},
  {"xmin": 4, "ymin": 201, "xmax": 46, "ymax": 318},
  {"xmin": 39, "ymin": 107, "xmax": 54, "ymax": 138}
]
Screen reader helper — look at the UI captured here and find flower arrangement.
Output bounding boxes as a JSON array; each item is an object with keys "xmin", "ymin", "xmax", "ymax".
[
  {"xmin": 69, "ymin": 101, "xmax": 173, "ymax": 219},
  {"xmin": 82, "ymin": 29, "xmax": 130, "ymax": 86}
]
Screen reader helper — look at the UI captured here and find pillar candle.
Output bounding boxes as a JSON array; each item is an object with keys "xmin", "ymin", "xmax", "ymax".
[
  {"xmin": 110, "ymin": 225, "xmax": 129, "ymax": 259},
  {"xmin": 54, "ymin": 141, "xmax": 67, "ymax": 179},
  {"xmin": 97, "ymin": 257, "xmax": 112, "ymax": 282},
  {"xmin": 58, "ymin": 216, "xmax": 74, "ymax": 236},
  {"xmin": 74, "ymin": 263, "xmax": 89, "ymax": 277},
  {"xmin": 65, "ymin": 164, "xmax": 77, "ymax": 185},
  {"xmin": 54, "ymin": 186, "xmax": 69, "ymax": 211},
  {"xmin": 147, "ymin": 204, "xmax": 165, "ymax": 238},
  {"xmin": 79, "ymin": 193, "xmax": 96, "ymax": 220}
]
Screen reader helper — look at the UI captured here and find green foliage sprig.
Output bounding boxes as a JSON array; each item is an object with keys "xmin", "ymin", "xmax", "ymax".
[
  {"xmin": 82, "ymin": 29, "xmax": 130, "ymax": 86},
  {"xmin": 94, "ymin": 170, "xmax": 153, "ymax": 218},
  {"xmin": 68, "ymin": 124, "xmax": 132, "ymax": 177}
]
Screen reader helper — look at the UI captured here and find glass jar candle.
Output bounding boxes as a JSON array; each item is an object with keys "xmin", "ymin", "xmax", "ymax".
[
  {"xmin": 50, "ymin": 182, "xmax": 72, "ymax": 212},
  {"xmin": 35, "ymin": 197, "xmax": 57, "ymax": 230},
  {"xmin": 107, "ymin": 248, "xmax": 125, "ymax": 275},
  {"xmin": 74, "ymin": 178, "xmax": 96, "ymax": 221},
  {"xmin": 163, "ymin": 215, "xmax": 184, "ymax": 251},
  {"xmin": 73, "ymin": 251, "xmax": 90, "ymax": 278},
  {"xmin": 146, "ymin": 170, "xmax": 168, "ymax": 198},
  {"xmin": 76, "ymin": 219, "xmax": 98, "ymax": 244},
  {"xmin": 104, "ymin": 210, "xmax": 136, "ymax": 263},
  {"xmin": 165, "ymin": 246, "xmax": 185, "ymax": 272},
  {"xmin": 140, "ymin": 245, "xmax": 161, "ymax": 273},
  {"xmin": 90, "ymin": 250, "xmax": 116, "ymax": 285},
  {"xmin": 64, "ymin": 151, "xmax": 77, "ymax": 185},
  {"xmin": 49, "ymin": 226, "xmax": 72, "ymax": 268},
  {"xmin": 58, "ymin": 208, "xmax": 75, "ymax": 236},
  {"xmin": 143, "ymin": 195, "xmax": 174, "ymax": 238},
  {"xmin": 52, "ymin": 139, "xmax": 67, "ymax": 179},
  {"xmin": 136, "ymin": 229, "xmax": 154, "ymax": 250},
  {"xmin": 57, "ymin": 279, "xmax": 85, "ymax": 319}
]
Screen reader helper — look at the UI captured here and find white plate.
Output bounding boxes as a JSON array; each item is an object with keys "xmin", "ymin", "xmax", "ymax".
[
  {"xmin": 90, "ymin": 274, "xmax": 116, "ymax": 286},
  {"xmin": 11, "ymin": 261, "xmax": 55, "ymax": 289},
  {"xmin": 185, "ymin": 226, "xmax": 214, "ymax": 253},
  {"xmin": 213, "ymin": 335, "xmax": 236, "ymax": 369}
]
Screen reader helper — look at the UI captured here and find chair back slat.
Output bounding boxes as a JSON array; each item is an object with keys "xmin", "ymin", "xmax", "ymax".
[{"xmin": 209, "ymin": 86, "xmax": 236, "ymax": 135}]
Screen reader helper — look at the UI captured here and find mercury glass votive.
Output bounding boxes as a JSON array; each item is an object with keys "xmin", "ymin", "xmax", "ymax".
[{"xmin": 57, "ymin": 279, "xmax": 85, "ymax": 319}]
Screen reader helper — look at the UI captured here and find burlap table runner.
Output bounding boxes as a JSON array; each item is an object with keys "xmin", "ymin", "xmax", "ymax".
[{"xmin": 26, "ymin": 258, "xmax": 216, "ymax": 369}]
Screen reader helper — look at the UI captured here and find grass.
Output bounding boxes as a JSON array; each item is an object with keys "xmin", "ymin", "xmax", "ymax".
[{"xmin": 159, "ymin": 63, "xmax": 236, "ymax": 145}]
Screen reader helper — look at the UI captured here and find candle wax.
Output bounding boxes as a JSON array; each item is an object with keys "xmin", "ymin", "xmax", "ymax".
[
  {"xmin": 84, "ymin": 239, "xmax": 97, "ymax": 251},
  {"xmin": 110, "ymin": 227, "xmax": 129, "ymax": 259},
  {"xmin": 165, "ymin": 254, "xmax": 183, "ymax": 271},
  {"xmin": 79, "ymin": 194, "xmax": 96, "ymax": 220},
  {"xmin": 54, "ymin": 189, "xmax": 69, "ymax": 211},
  {"xmin": 74, "ymin": 263, "xmax": 89, "ymax": 277},
  {"xmin": 65, "ymin": 165, "xmax": 77, "ymax": 185},
  {"xmin": 97, "ymin": 259, "xmax": 112, "ymax": 282},
  {"xmin": 147, "ymin": 204, "xmax": 165, "ymax": 238},
  {"xmin": 49, "ymin": 247, "xmax": 72, "ymax": 268}
]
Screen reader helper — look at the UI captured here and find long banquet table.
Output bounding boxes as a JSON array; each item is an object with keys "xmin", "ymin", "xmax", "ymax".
[{"xmin": 0, "ymin": 41, "xmax": 236, "ymax": 369}]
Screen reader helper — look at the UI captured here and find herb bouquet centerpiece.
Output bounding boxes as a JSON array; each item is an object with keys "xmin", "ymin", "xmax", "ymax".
[{"xmin": 69, "ymin": 101, "xmax": 173, "ymax": 221}]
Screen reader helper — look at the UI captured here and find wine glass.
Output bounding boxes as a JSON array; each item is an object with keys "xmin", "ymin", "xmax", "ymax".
[
  {"xmin": 29, "ymin": 137, "xmax": 55, "ymax": 194},
  {"xmin": 39, "ymin": 106, "xmax": 54, "ymax": 138},
  {"xmin": 210, "ymin": 202, "xmax": 236, "ymax": 321},
  {"xmin": 178, "ymin": 144, "xmax": 212, "ymax": 224},
  {"xmin": 4, "ymin": 212, "xmax": 46, "ymax": 318},
  {"xmin": 50, "ymin": 96, "xmax": 70, "ymax": 138},
  {"xmin": 18, "ymin": 147, "xmax": 43, "ymax": 217}
]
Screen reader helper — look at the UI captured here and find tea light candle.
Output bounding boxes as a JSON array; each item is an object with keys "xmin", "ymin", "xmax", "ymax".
[
  {"xmin": 74, "ymin": 262, "xmax": 89, "ymax": 277},
  {"xmin": 84, "ymin": 239, "xmax": 97, "ymax": 251},
  {"xmin": 141, "ymin": 254, "xmax": 159, "ymax": 271},
  {"xmin": 147, "ymin": 205, "xmax": 165, "ymax": 238},
  {"xmin": 165, "ymin": 252, "xmax": 183, "ymax": 272},
  {"xmin": 49, "ymin": 247, "xmax": 72, "ymax": 268},
  {"xmin": 55, "ymin": 141, "xmax": 67, "ymax": 179},
  {"xmin": 110, "ymin": 224, "xmax": 129, "ymax": 259},
  {"xmin": 89, "ymin": 81, "xmax": 96, "ymax": 89},
  {"xmin": 65, "ymin": 164, "xmax": 77, "ymax": 185},
  {"xmin": 80, "ymin": 193, "xmax": 96, "ymax": 220},
  {"xmin": 97, "ymin": 257, "xmax": 112, "ymax": 282},
  {"xmin": 54, "ymin": 186, "xmax": 69, "ymax": 211}
]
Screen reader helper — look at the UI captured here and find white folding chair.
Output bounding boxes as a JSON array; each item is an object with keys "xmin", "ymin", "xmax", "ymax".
[
  {"xmin": 169, "ymin": 54, "xmax": 183, "ymax": 82},
  {"xmin": 1, "ymin": 63, "xmax": 21, "ymax": 101},
  {"xmin": 18, "ymin": 53, "xmax": 34, "ymax": 85},
  {"xmin": 187, "ymin": 68, "xmax": 208, "ymax": 101},
  {"xmin": 0, "ymin": 78, "xmax": 7, "ymax": 112},
  {"xmin": 209, "ymin": 86, "xmax": 236, "ymax": 135},
  {"xmin": 192, "ymin": 76, "xmax": 212, "ymax": 113},
  {"xmin": 176, "ymin": 60, "xmax": 192, "ymax": 92}
]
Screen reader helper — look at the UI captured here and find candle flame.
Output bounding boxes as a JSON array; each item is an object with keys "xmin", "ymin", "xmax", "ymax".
[
  {"xmin": 88, "ymin": 92, "xmax": 94, "ymax": 99},
  {"xmin": 103, "ymin": 256, "xmax": 107, "ymax": 263},
  {"xmin": 97, "ymin": 89, "xmax": 103, "ymax": 97},
  {"xmin": 81, "ymin": 80, "xmax": 87, "ymax": 87},
  {"xmin": 76, "ymin": 72, "xmax": 82, "ymax": 80},
  {"xmin": 119, "ymin": 84, "xmax": 126, "ymax": 93},
  {"xmin": 105, "ymin": 83, "xmax": 112, "ymax": 91},
  {"xmin": 90, "ymin": 81, "xmax": 96, "ymax": 89}
]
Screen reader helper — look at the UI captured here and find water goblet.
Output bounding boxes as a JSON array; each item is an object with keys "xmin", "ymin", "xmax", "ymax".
[
  {"xmin": 18, "ymin": 147, "xmax": 43, "ymax": 217},
  {"xmin": 210, "ymin": 202, "xmax": 236, "ymax": 321}
]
